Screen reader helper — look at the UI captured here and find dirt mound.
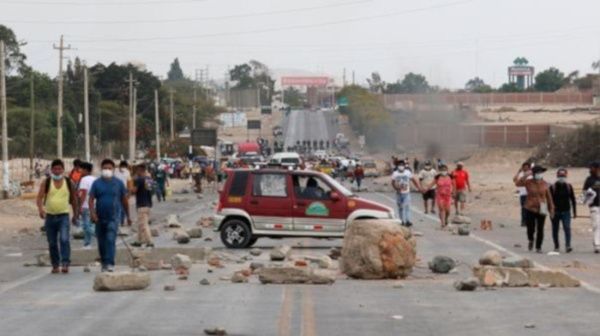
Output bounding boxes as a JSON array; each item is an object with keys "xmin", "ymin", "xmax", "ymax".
[{"xmin": 464, "ymin": 148, "xmax": 533, "ymax": 169}]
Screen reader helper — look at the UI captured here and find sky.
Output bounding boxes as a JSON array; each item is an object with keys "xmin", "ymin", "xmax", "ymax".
[{"xmin": 2, "ymin": 0, "xmax": 600, "ymax": 89}]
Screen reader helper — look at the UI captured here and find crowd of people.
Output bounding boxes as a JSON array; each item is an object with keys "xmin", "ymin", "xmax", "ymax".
[{"xmin": 36, "ymin": 158, "xmax": 171, "ymax": 274}]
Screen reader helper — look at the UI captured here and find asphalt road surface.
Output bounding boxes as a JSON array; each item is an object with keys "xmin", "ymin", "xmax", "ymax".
[
  {"xmin": 1, "ymin": 183, "xmax": 600, "ymax": 336},
  {"xmin": 283, "ymin": 109, "xmax": 338, "ymax": 151}
]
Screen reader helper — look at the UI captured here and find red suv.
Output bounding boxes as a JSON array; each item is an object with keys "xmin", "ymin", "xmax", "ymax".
[{"xmin": 214, "ymin": 169, "xmax": 396, "ymax": 248}]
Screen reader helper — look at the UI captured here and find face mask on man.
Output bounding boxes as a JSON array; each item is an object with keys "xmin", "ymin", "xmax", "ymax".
[
  {"xmin": 425, "ymin": 165, "xmax": 431, "ymax": 171},
  {"xmin": 101, "ymin": 169, "xmax": 114, "ymax": 179},
  {"xmin": 440, "ymin": 171, "xmax": 448, "ymax": 176},
  {"xmin": 557, "ymin": 176, "xmax": 567, "ymax": 183},
  {"xmin": 534, "ymin": 174, "xmax": 543, "ymax": 180},
  {"xmin": 398, "ymin": 165, "xmax": 405, "ymax": 172},
  {"xmin": 51, "ymin": 174, "xmax": 63, "ymax": 181}
]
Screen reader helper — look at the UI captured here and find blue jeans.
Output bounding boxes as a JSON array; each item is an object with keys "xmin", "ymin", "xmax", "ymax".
[
  {"xmin": 356, "ymin": 177, "xmax": 363, "ymax": 188},
  {"xmin": 156, "ymin": 184, "xmax": 165, "ymax": 202},
  {"xmin": 44, "ymin": 214, "xmax": 70, "ymax": 267},
  {"xmin": 396, "ymin": 193, "xmax": 411, "ymax": 224},
  {"xmin": 551, "ymin": 211, "xmax": 572, "ymax": 249},
  {"xmin": 519, "ymin": 195, "xmax": 527, "ymax": 225},
  {"xmin": 80, "ymin": 209, "xmax": 95, "ymax": 246},
  {"xmin": 96, "ymin": 220, "xmax": 118, "ymax": 267}
]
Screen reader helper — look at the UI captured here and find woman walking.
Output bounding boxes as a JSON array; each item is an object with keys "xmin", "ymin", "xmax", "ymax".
[
  {"xmin": 515, "ymin": 166, "xmax": 555, "ymax": 253},
  {"xmin": 425, "ymin": 164, "xmax": 453, "ymax": 228}
]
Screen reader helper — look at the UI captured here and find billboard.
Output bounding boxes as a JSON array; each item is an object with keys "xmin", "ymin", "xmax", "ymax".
[
  {"xmin": 191, "ymin": 128, "xmax": 217, "ymax": 147},
  {"xmin": 218, "ymin": 111, "xmax": 247, "ymax": 128},
  {"xmin": 281, "ymin": 76, "xmax": 329, "ymax": 87}
]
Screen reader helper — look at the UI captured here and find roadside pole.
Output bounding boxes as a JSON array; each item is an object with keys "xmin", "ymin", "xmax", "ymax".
[
  {"xmin": 169, "ymin": 89, "xmax": 175, "ymax": 141},
  {"xmin": 154, "ymin": 90, "xmax": 161, "ymax": 160},
  {"xmin": 193, "ymin": 86, "xmax": 197, "ymax": 129},
  {"xmin": 53, "ymin": 35, "xmax": 71, "ymax": 158},
  {"xmin": 133, "ymin": 87, "xmax": 137, "ymax": 162},
  {"xmin": 29, "ymin": 73, "xmax": 35, "ymax": 180},
  {"xmin": 1, "ymin": 41, "xmax": 10, "ymax": 198},
  {"xmin": 127, "ymin": 72, "xmax": 135, "ymax": 162},
  {"xmin": 83, "ymin": 66, "xmax": 90, "ymax": 162}
]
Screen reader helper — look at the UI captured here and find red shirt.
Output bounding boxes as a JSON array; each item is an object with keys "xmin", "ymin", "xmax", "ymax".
[{"xmin": 452, "ymin": 169, "xmax": 469, "ymax": 190}]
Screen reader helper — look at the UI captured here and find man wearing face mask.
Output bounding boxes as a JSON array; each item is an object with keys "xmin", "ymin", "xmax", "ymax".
[
  {"xmin": 392, "ymin": 160, "xmax": 421, "ymax": 227},
  {"xmin": 549, "ymin": 168, "xmax": 576, "ymax": 253},
  {"xmin": 516, "ymin": 165, "xmax": 555, "ymax": 253},
  {"xmin": 418, "ymin": 161, "xmax": 437, "ymax": 214},
  {"xmin": 583, "ymin": 161, "xmax": 600, "ymax": 253},
  {"xmin": 89, "ymin": 159, "xmax": 131, "ymax": 272},
  {"xmin": 36, "ymin": 159, "xmax": 79, "ymax": 274}
]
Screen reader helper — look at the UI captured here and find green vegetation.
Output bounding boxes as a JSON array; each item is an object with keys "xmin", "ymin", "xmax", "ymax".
[{"xmin": 536, "ymin": 123, "xmax": 600, "ymax": 167}]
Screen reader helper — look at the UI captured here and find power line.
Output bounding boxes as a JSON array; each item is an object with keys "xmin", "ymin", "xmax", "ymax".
[
  {"xmin": 0, "ymin": 0, "xmax": 208, "ymax": 5},
  {"xmin": 59, "ymin": 0, "xmax": 479, "ymax": 43},
  {"xmin": 1, "ymin": 0, "xmax": 371, "ymax": 24}
]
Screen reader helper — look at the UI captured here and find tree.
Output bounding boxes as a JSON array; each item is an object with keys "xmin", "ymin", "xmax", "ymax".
[
  {"xmin": 386, "ymin": 73, "xmax": 430, "ymax": 94},
  {"xmin": 366, "ymin": 72, "xmax": 385, "ymax": 93},
  {"xmin": 498, "ymin": 82, "xmax": 523, "ymax": 92},
  {"xmin": 534, "ymin": 67, "xmax": 565, "ymax": 92},
  {"xmin": 229, "ymin": 63, "xmax": 254, "ymax": 89},
  {"xmin": 167, "ymin": 58, "xmax": 184, "ymax": 81},
  {"xmin": 513, "ymin": 57, "xmax": 529, "ymax": 66},
  {"xmin": 0, "ymin": 24, "xmax": 27, "ymax": 74},
  {"xmin": 283, "ymin": 87, "xmax": 304, "ymax": 107},
  {"xmin": 229, "ymin": 61, "xmax": 275, "ymax": 104},
  {"xmin": 465, "ymin": 77, "xmax": 493, "ymax": 93}
]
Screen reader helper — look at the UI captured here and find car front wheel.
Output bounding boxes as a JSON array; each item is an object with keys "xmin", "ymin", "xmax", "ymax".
[{"xmin": 220, "ymin": 219, "xmax": 253, "ymax": 248}]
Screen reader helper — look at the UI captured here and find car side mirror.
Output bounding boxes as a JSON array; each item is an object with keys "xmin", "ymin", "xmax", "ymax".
[{"xmin": 330, "ymin": 191, "xmax": 341, "ymax": 201}]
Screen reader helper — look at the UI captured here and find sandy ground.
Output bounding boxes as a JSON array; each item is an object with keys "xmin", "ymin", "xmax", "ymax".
[{"xmin": 478, "ymin": 108, "xmax": 600, "ymax": 125}]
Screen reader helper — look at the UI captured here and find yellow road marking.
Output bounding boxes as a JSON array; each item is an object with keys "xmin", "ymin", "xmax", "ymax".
[
  {"xmin": 301, "ymin": 287, "xmax": 317, "ymax": 336},
  {"xmin": 278, "ymin": 286, "xmax": 293, "ymax": 336}
]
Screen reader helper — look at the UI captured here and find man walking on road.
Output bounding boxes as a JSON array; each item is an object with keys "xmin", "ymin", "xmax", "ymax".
[
  {"xmin": 549, "ymin": 168, "xmax": 576, "ymax": 253},
  {"xmin": 36, "ymin": 159, "xmax": 79, "ymax": 274},
  {"xmin": 131, "ymin": 164, "xmax": 154, "ymax": 248},
  {"xmin": 418, "ymin": 161, "xmax": 437, "ymax": 214},
  {"xmin": 354, "ymin": 163, "xmax": 365, "ymax": 190},
  {"xmin": 513, "ymin": 162, "xmax": 532, "ymax": 227},
  {"xmin": 154, "ymin": 164, "xmax": 169, "ymax": 202},
  {"xmin": 516, "ymin": 165, "xmax": 554, "ymax": 253},
  {"xmin": 583, "ymin": 161, "xmax": 600, "ymax": 253},
  {"xmin": 392, "ymin": 160, "xmax": 421, "ymax": 227},
  {"xmin": 452, "ymin": 162, "xmax": 471, "ymax": 215},
  {"xmin": 77, "ymin": 162, "xmax": 96, "ymax": 249},
  {"xmin": 89, "ymin": 159, "xmax": 131, "ymax": 272}
]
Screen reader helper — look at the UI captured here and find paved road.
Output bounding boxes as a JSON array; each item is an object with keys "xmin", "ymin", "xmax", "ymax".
[
  {"xmin": 283, "ymin": 109, "xmax": 338, "ymax": 151},
  {"xmin": 2, "ymin": 184, "xmax": 600, "ymax": 335}
]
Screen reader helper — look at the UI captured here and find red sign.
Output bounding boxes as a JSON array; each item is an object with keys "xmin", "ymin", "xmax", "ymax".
[{"xmin": 281, "ymin": 76, "xmax": 330, "ymax": 87}]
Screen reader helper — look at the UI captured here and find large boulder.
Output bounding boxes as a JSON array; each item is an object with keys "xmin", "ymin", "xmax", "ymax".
[
  {"xmin": 270, "ymin": 245, "xmax": 292, "ymax": 261},
  {"xmin": 258, "ymin": 267, "xmax": 335, "ymax": 284},
  {"xmin": 451, "ymin": 216, "xmax": 472, "ymax": 225},
  {"xmin": 479, "ymin": 250, "xmax": 503, "ymax": 266},
  {"xmin": 428, "ymin": 256, "xmax": 456, "ymax": 274},
  {"xmin": 454, "ymin": 277, "xmax": 479, "ymax": 291},
  {"xmin": 340, "ymin": 219, "xmax": 416, "ymax": 279},
  {"xmin": 93, "ymin": 272, "xmax": 151, "ymax": 291}
]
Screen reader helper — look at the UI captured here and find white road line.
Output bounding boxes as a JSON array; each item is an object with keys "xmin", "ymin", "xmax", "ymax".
[
  {"xmin": 376, "ymin": 192, "xmax": 600, "ymax": 294},
  {"xmin": 0, "ymin": 268, "xmax": 49, "ymax": 296}
]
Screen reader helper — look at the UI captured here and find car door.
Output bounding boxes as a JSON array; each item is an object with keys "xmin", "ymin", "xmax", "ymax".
[
  {"xmin": 246, "ymin": 172, "xmax": 293, "ymax": 232},
  {"xmin": 291, "ymin": 174, "xmax": 347, "ymax": 233}
]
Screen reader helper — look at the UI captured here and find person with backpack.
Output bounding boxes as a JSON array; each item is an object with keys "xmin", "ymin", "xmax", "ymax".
[
  {"xmin": 131, "ymin": 164, "xmax": 154, "ymax": 248},
  {"xmin": 89, "ymin": 159, "xmax": 131, "ymax": 272},
  {"xmin": 549, "ymin": 168, "xmax": 576, "ymax": 253},
  {"xmin": 36, "ymin": 159, "xmax": 79, "ymax": 274}
]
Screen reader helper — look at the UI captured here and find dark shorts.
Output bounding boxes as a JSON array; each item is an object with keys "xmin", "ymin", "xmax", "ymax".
[{"xmin": 423, "ymin": 189, "xmax": 436, "ymax": 200}]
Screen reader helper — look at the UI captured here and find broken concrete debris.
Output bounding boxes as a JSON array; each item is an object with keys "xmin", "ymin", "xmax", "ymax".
[
  {"xmin": 340, "ymin": 219, "xmax": 416, "ymax": 279},
  {"xmin": 199, "ymin": 278, "xmax": 211, "ymax": 286},
  {"xmin": 454, "ymin": 277, "xmax": 479, "ymax": 291},
  {"xmin": 204, "ymin": 327, "xmax": 227, "ymax": 335},
  {"xmin": 170, "ymin": 253, "xmax": 192, "ymax": 271},
  {"xmin": 173, "ymin": 230, "xmax": 191, "ymax": 244},
  {"xmin": 231, "ymin": 271, "xmax": 249, "ymax": 283},
  {"xmin": 249, "ymin": 248, "xmax": 262, "ymax": 257},
  {"xmin": 428, "ymin": 256, "xmax": 456, "ymax": 274},
  {"xmin": 150, "ymin": 228, "xmax": 160, "ymax": 237},
  {"xmin": 479, "ymin": 250, "xmax": 503, "ymax": 266},
  {"xmin": 164, "ymin": 284, "xmax": 176, "ymax": 291},
  {"xmin": 501, "ymin": 256, "xmax": 533, "ymax": 268},
  {"xmin": 451, "ymin": 216, "xmax": 472, "ymax": 225},
  {"xmin": 258, "ymin": 267, "xmax": 336, "ymax": 284},
  {"xmin": 186, "ymin": 227, "xmax": 203, "ymax": 239},
  {"xmin": 167, "ymin": 214, "xmax": 182, "ymax": 228},
  {"xmin": 270, "ymin": 245, "xmax": 292, "ymax": 261},
  {"xmin": 93, "ymin": 272, "xmax": 151, "ymax": 292}
]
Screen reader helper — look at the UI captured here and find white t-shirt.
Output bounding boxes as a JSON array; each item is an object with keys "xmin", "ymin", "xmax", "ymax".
[
  {"xmin": 392, "ymin": 169, "xmax": 413, "ymax": 194},
  {"xmin": 78, "ymin": 175, "xmax": 97, "ymax": 209},
  {"xmin": 418, "ymin": 168, "xmax": 437, "ymax": 190},
  {"xmin": 115, "ymin": 168, "xmax": 131, "ymax": 188}
]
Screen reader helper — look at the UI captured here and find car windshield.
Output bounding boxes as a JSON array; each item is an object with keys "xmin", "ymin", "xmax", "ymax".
[
  {"xmin": 321, "ymin": 173, "xmax": 354, "ymax": 197},
  {"xmin": 281, "ymin": 158, "xmax": 299, "ymax": 164}
]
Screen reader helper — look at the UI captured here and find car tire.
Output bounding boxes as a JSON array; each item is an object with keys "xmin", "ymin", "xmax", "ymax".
[
  {"xmin": 220, "ymin": 219, "xmax": 253, "ymax": 249},
  {"xmin": 247, "ymin": 237, "xmax": 258, "ymax": 247}
]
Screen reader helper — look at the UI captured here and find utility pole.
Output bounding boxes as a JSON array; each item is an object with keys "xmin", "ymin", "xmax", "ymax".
[
  {"xmin": 192, "ymin": 86, "xmax": 197, "ymax": 129},
  {"xmin": 169, "ymin": 89, "xmax": 175, "ymax": 141},
  {"xmin": 352, "ymin": 70, "xmax": 355, "ymax": 85},
  {"xmin": 154, "ymin": 90, "xmax": 161, "ymax": 159},
  {"xmin": 53, "ymin": 35, "xmax": 71, "ymax": 158},
  {"xmin": 132, "ymin": 87, "xmax": 137, "ymax": 161},
  {"xmin": 343, "ymin": 68, "xmax": 347, "ymax": 86},
  {"xmin": 1, "ymin": 40, "xmax": 9, "ymax": 198},
  {"xmin": 29, "ymin": 74, "xmax": 35, "ymax": 180},
  {"xmin": 83, "ymin": 66, "xmax": 90, "ymax": 162},
  {"xmin": 126, "ymin": 72, "xmax": 136, "ymax": 162}
]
